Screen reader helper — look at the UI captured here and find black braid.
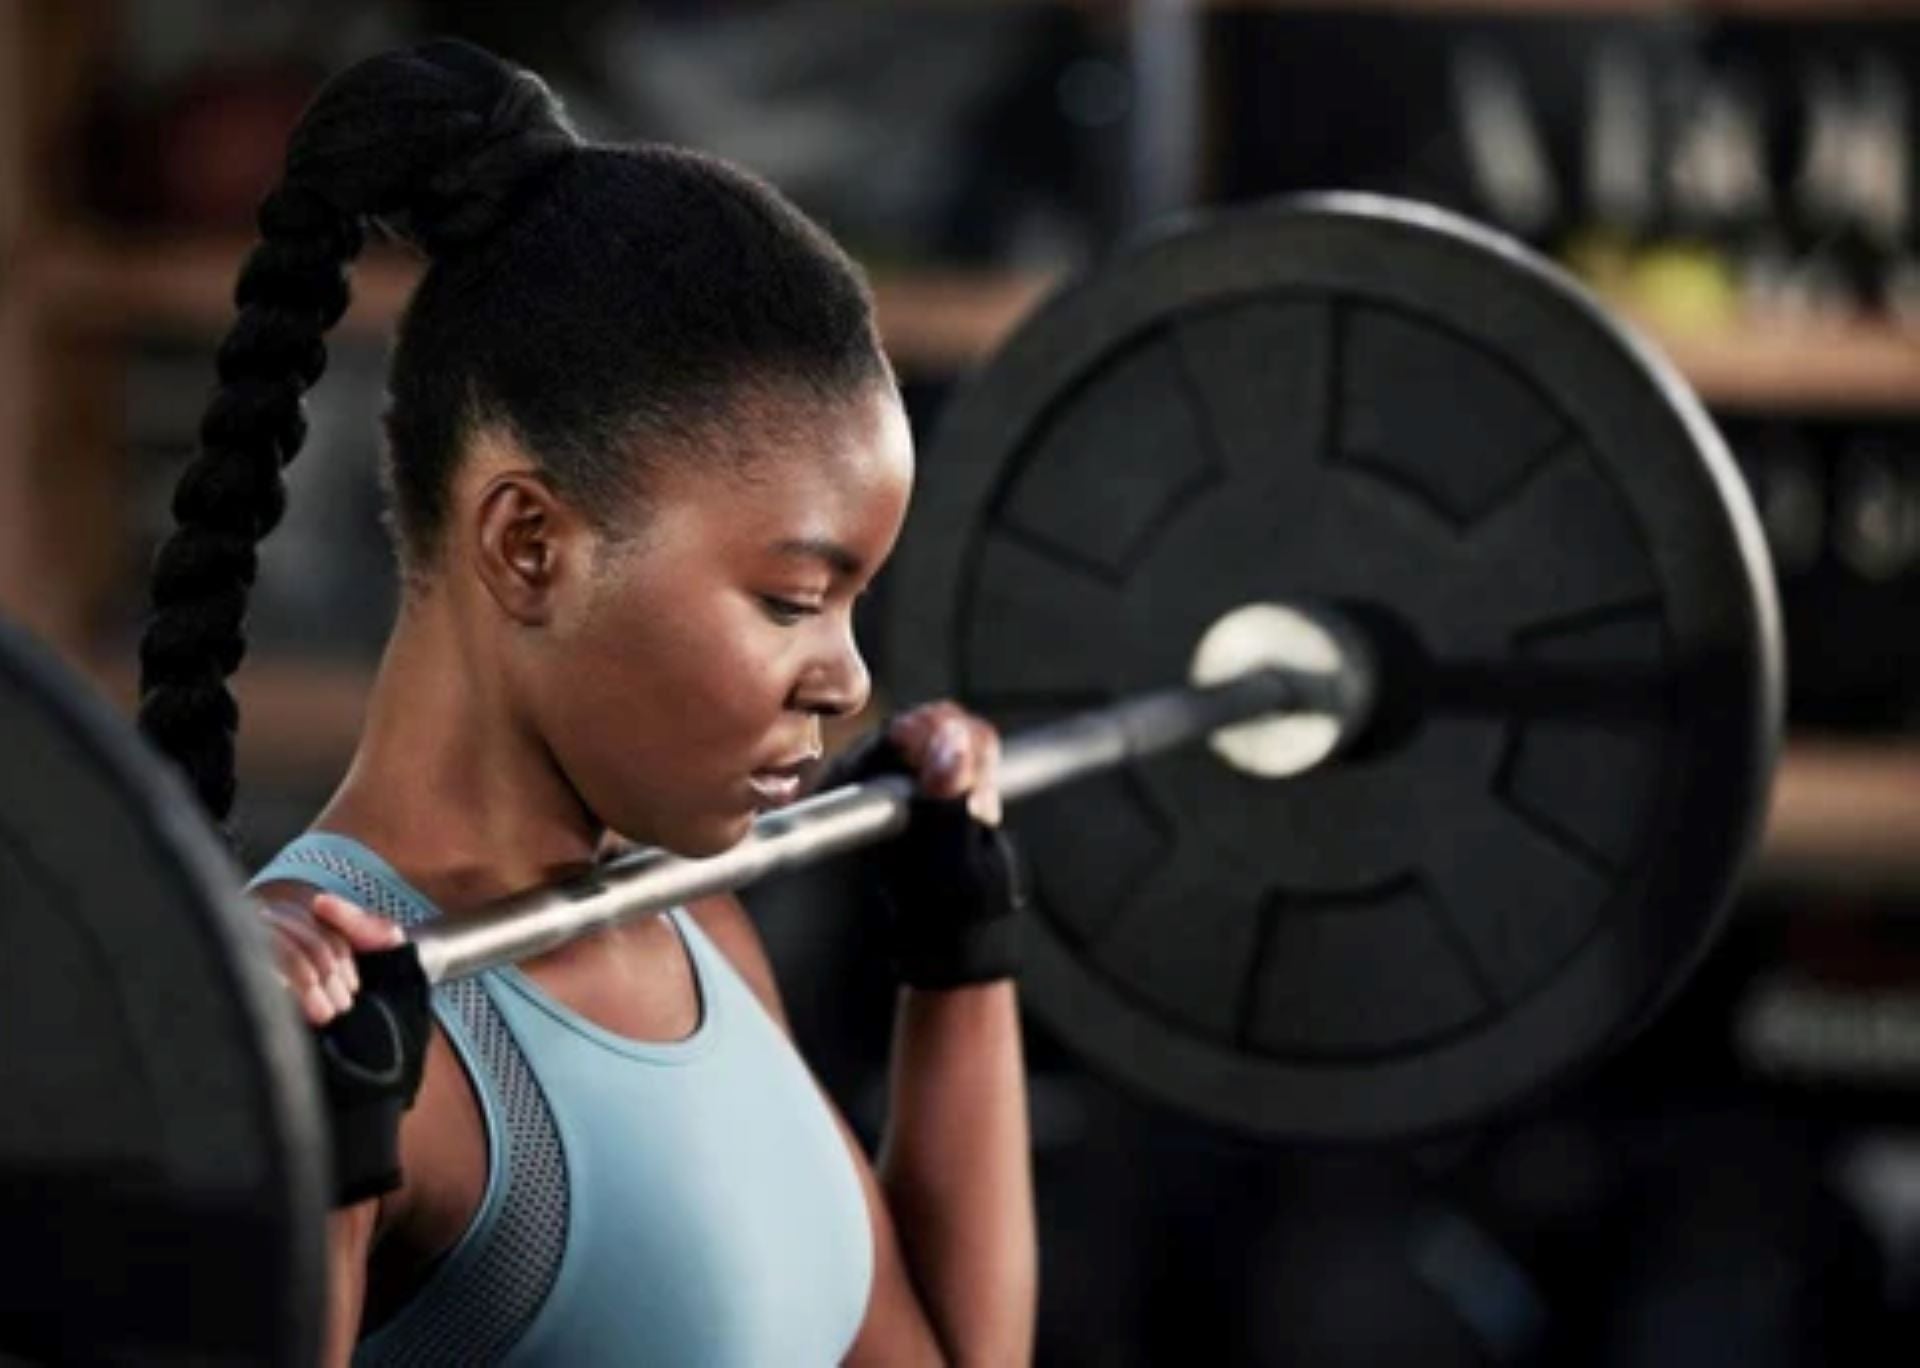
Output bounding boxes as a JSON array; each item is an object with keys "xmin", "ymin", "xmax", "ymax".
[{"xmin": 138, "ymin": 185, "xmax": 360, "ymax": 827}]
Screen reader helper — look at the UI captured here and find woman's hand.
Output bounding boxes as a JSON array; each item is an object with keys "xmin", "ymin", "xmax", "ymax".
[
  {"xmin": 820, "ymin": 700, "xmax": 1023, "ymax": 991},
  {"xmin": 258, "ymin": 889, "xmax": 430, "ymax": 1208},
  {"xmin": 259, "ymin": 892, "xmax": 406, "ymax": 1026},
  {"xmin": 879, "ymin": 701, "xmax": 1004, "ymax": 826}
]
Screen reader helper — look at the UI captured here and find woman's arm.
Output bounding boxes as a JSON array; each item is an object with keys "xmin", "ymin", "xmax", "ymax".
[
  {"xmin": 323, "ymin": 1203, "xmax": 379, "ymax": 1366},
  {"xmin": 692, "ymin": 895, "xmax": 1037, "ymax": 1367},
  {"xmin": 874, "ymin": 980, "xmax": 1036, "ymax": 1364}
]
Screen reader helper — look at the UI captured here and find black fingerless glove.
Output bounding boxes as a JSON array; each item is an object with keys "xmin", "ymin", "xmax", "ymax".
[
  {"xmin": 819, "ymin": 729, "xmax": 1026, "ymax": 990},
  {"xmin": 313, "ymin": 945, "xmax": 432, "ymax": 1207}
]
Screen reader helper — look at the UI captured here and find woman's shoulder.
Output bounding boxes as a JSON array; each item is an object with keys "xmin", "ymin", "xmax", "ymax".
[{"xmin": 249, "ymin": 829, "xmax": 444, "ymax": 929}]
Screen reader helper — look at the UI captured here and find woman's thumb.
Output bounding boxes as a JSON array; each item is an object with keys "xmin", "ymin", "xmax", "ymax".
[{"xmin": 311, "ymin": 893, "xmax": 406, "ymax": 951}]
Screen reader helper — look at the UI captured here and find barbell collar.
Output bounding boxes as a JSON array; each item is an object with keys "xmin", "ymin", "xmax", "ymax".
[{"xmin": 411, "ymin": 619, "xmax": 1371, "ymax": 986}]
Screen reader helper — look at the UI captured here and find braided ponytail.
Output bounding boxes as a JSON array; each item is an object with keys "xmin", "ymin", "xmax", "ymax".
[{"xmin": 137, "ymin": 40, "xmax": 576, "ymax": 830}]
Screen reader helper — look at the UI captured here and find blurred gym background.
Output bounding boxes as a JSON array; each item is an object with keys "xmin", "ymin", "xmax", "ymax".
[{"xmin": 5, "ymin": 1, "xmax": 1920, "ymax": 1363}]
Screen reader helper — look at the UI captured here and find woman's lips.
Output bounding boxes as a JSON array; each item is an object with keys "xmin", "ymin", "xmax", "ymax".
[
  {"xmin": 747, "ymin": 771, "xmax": 802, "ymax": 809},
  {"xmin": 746, "ymin": 754, "xmax": 819, "ymax": 810}
]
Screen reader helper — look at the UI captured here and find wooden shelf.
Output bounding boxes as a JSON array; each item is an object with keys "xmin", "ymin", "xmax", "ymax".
[
  {"xmin": 24, "ymin": 231, "xmax": 1057, "ymax": 373},
  {"xmin": 30, "ymin": 233, "xmax": 422, "ymax": 339},
  {"xmin": 1760, "ymin": 734, "xmax": 1920, "ymax": 894},
  {"xmin": 88, "ymin": 654, "xmax": 374, "ymax": 790},
  {"xmin": 871, "ymin": 268, "xmax": 1057, "ymax": 372},
  {"xmin": 29, "ymin": 229, "xmax": 1920, "ymax": 406},
  {"xmin": 1621, "ymin": 311, "xmax": 1920, "ymax": 415}
]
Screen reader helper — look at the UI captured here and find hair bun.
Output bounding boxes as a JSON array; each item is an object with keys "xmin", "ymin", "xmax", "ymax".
[{"xmin": 283, "ymin": 38, "xmax": 578, "ymax": 255}]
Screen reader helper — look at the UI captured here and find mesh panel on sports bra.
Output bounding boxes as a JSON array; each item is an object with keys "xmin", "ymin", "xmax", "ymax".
[{"xmin": 275, "ymin": 845, "xmax": 569, "ymax": 1366}]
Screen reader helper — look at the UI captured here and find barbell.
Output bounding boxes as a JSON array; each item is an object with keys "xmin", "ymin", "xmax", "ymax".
[{"xmin": 0, "ymin": 195, "xmax": 1779, "ymax": 1365}]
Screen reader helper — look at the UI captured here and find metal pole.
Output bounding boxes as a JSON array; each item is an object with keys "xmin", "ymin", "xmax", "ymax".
[
  {"xmin": 1126, "ymin": 0, "xmax": 1205, "ymax": 228},
  {"xmin": 412, "ymin": 654, "xmax": 1364, "ymax": 985}
]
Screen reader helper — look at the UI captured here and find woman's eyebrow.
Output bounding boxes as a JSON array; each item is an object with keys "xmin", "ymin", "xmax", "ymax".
[{"xmin": 770, "ymin": 536, "xmax": 862, "ymax": 577}]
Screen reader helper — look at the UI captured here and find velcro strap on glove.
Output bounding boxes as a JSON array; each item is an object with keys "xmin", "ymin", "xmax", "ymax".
[{"xmin": 313, "ymin": 944, "xmax": 431, "ymax": 1207}]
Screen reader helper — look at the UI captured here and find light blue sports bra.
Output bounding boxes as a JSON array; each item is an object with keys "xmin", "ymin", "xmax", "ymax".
[{"xmin": 251, "ymin": 832, "xmax": 874, "ymax": 1366}]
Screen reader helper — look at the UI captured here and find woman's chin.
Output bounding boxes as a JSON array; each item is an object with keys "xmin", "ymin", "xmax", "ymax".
[
  {"xmin": 654, "ymin": 811, "xmax": 756, "ymax": 861},
  {"xmin": 600, "ymin": 794, "xmax": 758, "ymax": 862}
]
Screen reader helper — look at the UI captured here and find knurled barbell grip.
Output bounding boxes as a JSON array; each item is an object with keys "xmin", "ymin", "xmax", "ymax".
[{"xmin": 410, "ymin": 628, "xmax": 1371, "ymax": 985}]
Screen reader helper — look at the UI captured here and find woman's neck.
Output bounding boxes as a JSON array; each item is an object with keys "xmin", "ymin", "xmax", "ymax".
[{"xmin": 311, "ymin": 597, "xmax": 603, "ymax": 910}]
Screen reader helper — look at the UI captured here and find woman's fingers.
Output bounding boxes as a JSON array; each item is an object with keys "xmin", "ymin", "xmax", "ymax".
[
  {"xmin": 888, "ymin": 704, "xmax": 1004, "ymax": 819},
  {"xmin": 265, "ymin": 905, "xmax": 348, "ymax": 980},
  {"xmin": 274, "ymin": 954, "xmax": 333, "ymax": 1026},
  {"xmin": 258, "ymin": 894, "xmax": 400, "ymax": 1026},
  {"xmin": 888, "ymin": 706, "xmax": 963, "ymax": 795},
  {"xmin": 269, "ymin": 930, "xmax": 342, "ymax": 1026},
  {"xmin": 311, "ymin": 893, "xmax": 407, "ymax": 953}
]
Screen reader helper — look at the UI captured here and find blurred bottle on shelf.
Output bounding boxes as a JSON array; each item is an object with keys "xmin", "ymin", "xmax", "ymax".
[
  {"xmin": 1784, "ymin": 58, "xmax": 1913, "ymax": 326},
  {"xmin": 1743, "ymin": 425, "xmax": 1827, "ymax": 578},
  {"xmin": 1453, "ymin": 42, "xmax": 1563, "ymax": 243},
  {"xmin": 1833, "ymin": 439, "xmax": 1920, "ymax": 584}
]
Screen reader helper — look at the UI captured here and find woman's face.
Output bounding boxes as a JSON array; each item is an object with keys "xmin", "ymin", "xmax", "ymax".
[{"xmin": 532, "ymin": 385, "xmax": 915, "ymax": 856}]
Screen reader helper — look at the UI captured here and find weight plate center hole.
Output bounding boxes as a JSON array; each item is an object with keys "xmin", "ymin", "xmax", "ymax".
[{"xmin": 1187, "ymin": 602, "xmax": 1379, "ymax": 778}]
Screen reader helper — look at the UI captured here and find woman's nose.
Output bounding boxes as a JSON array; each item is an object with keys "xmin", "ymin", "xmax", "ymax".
[{"xmin": 798, "ymin": 627, "xmax": 871, "ymax": 719}]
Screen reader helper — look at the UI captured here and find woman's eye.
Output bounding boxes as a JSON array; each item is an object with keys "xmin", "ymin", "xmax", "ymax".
[{"xmin": 759, "ymin": 595, "xmax": 819, "ymax": 625}]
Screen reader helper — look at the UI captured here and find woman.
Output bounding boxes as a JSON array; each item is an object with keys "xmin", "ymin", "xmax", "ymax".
[{"xmin": 137, "ymin": 39, "xmax": 1035, "ymax": 1366}]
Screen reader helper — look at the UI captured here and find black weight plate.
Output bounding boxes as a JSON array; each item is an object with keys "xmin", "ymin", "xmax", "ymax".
[
  {"xmin": 0, "ymin": 618, "xmax": 327, "ymax": 1364},
  {"xmin": 883, "ymin": 195, "xmax": 1782, "ymax": 1142}
]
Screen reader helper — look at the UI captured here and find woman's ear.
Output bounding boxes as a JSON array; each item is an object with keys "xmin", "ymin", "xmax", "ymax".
[{"xmin": 472, "ymin": 470, "xmax": 583, "ymax": 626}]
